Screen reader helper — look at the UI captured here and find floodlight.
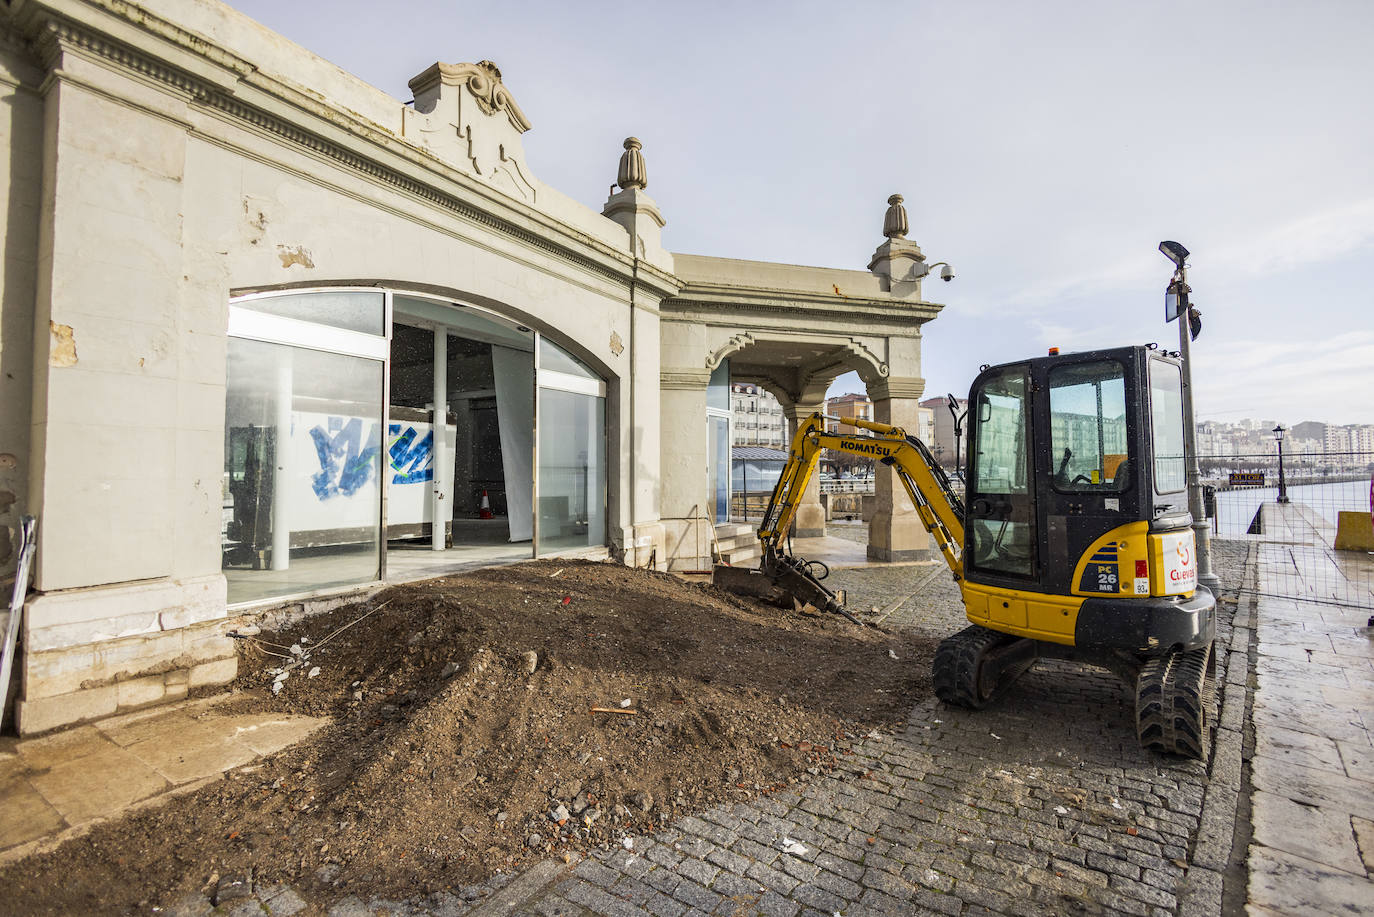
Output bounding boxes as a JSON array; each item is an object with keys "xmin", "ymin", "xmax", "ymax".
[{"xmin": 1158, "ymin": 240, "xmax": 1189, "ymax": 266}]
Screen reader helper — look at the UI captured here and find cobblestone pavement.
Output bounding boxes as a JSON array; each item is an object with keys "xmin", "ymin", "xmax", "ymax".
[{"xmin": 177, "ymin": 542, "xmax": 1254, "ymax": 917}]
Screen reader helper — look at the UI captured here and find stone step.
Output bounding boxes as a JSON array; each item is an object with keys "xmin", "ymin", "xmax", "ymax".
[
  {"xmin": 713, "ymin": 531, "xmax": 761, "ymax": 552},
  {"xmin": 716, "ymin": 543, "xmax": 762, "ymax": 567}
]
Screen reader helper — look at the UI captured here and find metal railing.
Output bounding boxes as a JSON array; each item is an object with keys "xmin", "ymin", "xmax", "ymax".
[{"xmin": 819, "ymin": 479, "xmax": 875, "ymax": 494}]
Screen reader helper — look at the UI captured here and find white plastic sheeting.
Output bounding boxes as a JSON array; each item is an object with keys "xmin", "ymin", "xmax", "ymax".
[{"xmin": 492, "ymin": 345, "xmax": 535, "ymax": 542}]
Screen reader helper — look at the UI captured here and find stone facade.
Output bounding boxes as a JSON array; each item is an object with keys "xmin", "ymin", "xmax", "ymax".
[{"xmin": 0, "ymin": 0, "xmax": 945, "ymax": 732}]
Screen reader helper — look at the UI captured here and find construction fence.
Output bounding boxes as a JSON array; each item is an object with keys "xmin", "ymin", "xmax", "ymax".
[{"xmin": 1205, "ymin": 452, "xmax": 1373, "ymax": 609}]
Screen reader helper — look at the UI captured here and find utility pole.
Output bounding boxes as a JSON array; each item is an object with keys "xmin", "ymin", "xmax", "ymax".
[{"xmin": 1160, "ymin": 241, "xmax": 1222, "ymax": 593}]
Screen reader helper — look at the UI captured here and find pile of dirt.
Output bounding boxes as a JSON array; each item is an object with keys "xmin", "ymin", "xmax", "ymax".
[{"xmin": 0, "ymin": 559, "xmax": 935, "ymax": 914}]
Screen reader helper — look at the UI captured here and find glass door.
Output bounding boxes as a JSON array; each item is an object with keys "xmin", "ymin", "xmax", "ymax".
[
  {"xmin": 535, "ymin": 337, "xmax": 607, "ymax": 555},
  {"xmin": 967, "ymin": 367, "xmax": 1037, "ymax": 580},
  {"xmin": 708, "ymin": 414, "xmax": 730, "ymax": 523}
]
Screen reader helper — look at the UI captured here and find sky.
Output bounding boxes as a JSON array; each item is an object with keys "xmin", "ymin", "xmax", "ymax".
[{"xmin": 223, "ymin": 0, "xmax": 1374, "ymax": 426}]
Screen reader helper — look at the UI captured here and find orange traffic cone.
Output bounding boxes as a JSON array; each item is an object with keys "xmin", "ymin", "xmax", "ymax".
[{"xmin": 479, "ymin": 490, "xmax": 494, "ymax": 519}]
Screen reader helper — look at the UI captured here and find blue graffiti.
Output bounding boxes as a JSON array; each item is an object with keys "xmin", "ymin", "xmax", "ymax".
[
  {"xmin": 388, "ymin": 423, "xmax": 434, "ymax": 485},
  {"xmin": 310, "ymin": 417, "xmax": 380, "ymax": 500}
]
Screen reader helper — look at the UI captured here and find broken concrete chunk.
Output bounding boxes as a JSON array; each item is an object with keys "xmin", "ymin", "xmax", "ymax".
[{"xmin": 212, "ymin": 874, "xmax": 252, "ymax": 905}]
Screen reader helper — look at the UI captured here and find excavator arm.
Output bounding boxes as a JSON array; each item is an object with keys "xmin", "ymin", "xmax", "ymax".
[{"xmin": 714, "ymin": 412, "xmax": 967, "ymax": 621}]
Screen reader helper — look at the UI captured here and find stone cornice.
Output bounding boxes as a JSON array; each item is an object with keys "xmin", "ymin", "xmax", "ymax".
[
  {"xmin": 665, "ymin": 287, "xmax": 943, "ymax": 326},
  {"xmin": 660, "ymin": 369, "xmax": 711, "ymax": 390},
  {"xmin": 16, "ymin": 1, "xmax": 685, "ymax": 300}
]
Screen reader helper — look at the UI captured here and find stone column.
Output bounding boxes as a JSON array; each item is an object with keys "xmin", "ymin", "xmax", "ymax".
[
  {"xmin": 658, "ymin": 321, "xmax": 713, "ymax": 571},
  {"xmin": 782, "ymin": 401, "xmax": 827, "ymax": 539},
  {"xmin": 867, "ymin": 377, "xmax": 930, "ymax": 562}
]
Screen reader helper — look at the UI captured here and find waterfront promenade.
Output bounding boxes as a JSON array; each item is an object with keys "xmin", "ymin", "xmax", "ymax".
[{"xmin": 1244, "ymin": 503, "xmax": 1374, "ymax": 913}]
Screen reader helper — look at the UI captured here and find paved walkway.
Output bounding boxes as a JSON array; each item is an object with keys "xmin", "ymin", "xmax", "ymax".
[
  {"xmin": 0, "ymin": 696, "xmax": 326, "ymax": 866},
  {"xmin": 1245, "ymin": 539, "xmax": 1374, "ymax": 914}
]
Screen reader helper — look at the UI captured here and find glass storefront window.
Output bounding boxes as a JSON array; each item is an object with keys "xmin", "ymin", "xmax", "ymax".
[
  {"xmin": 233, "ymin": 290, "xmax": 385, "ymax": 336},
  {"xmin": 222, "ymin": 337, "xmax": 384, "ymax": 604},
  {"xmin": 538, "ymin": 337, "xmax": 599, "ymax": 379},
  {"xmin": 537, "ymin": 387, "xmax": 606, "ymax": 553},
  {"xmin": 708, "ymin": 360, "xmax": 730, "ymax": 411}
]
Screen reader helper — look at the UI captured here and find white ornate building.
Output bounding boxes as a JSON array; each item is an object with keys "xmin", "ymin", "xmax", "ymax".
[{"xmin": 0, "ymin": 0, "xmax": 948, "ymax": 733}]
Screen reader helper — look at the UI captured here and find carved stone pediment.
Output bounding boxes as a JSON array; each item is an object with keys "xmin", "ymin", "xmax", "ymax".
[{"xmin": 403, "ymin": 61, "xmax": 536, "ymax": 202}]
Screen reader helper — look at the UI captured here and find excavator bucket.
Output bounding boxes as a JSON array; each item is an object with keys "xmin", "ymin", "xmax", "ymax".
[{"xmin": 713, "ymin": 552, "xmax": 861, "ymax": 626}]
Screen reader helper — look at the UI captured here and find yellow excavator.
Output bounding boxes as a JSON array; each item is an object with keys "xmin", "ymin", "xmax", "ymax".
[{"xmin": 714, "ymin": 344, "xmax": 1216, "ymax": 758}]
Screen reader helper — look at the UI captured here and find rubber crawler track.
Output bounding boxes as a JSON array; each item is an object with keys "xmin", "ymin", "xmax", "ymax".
[
  {"xmin": 933, "ymin": 624, "xmax": 1020, "ymax": 709},
  {"xmin": 1135, "ymin": 643, "xmax": 1214, "ymax": 759}
]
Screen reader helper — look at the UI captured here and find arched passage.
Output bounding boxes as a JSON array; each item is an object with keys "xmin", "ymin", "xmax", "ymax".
[{"xmin": 658, "ymin": 256, "xmax": 942, "ymax": 571}]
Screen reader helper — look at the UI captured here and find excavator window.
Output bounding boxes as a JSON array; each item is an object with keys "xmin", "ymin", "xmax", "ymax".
[
  {"xmin": 1149, "ymin": 359, "xmax": 1187, "ymax": 494},
  {"xmin": 968, "ymin": 369, "xmax": 1036, "ymax": 578},
  {"xmin": 1048, "ymin": 360, "xmax": 1130, "ymax": 492}
]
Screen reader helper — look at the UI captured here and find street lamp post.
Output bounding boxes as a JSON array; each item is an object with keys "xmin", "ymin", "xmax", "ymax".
[
  {"xmin": 1158, "ymin": 241, "xmax": 1222, "ymax": 593},
  {"xmin": 1273, "ymin": 425, "xmax": 1290, "ymax": 504}
]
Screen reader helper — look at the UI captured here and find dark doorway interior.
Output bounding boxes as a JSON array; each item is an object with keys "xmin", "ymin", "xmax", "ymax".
[{"xmin": 388, "ymin": 324, "xmax": 528, "ymax": 550}]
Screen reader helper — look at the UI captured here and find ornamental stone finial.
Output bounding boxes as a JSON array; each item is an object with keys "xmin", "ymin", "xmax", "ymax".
[
  {"xmin": 617, "ymin": 137, "xmax": 647, "ymax": 191},
  {"xmin": 883, "ymin": 193, "xmax": 909, "ymax": 239}
]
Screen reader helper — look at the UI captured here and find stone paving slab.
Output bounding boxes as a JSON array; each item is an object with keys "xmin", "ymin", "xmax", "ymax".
[{"xmin": 0, "ymin": 694, "xmax": 327, "ymax": 862}]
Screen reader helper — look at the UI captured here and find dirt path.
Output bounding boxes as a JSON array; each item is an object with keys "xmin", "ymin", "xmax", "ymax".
[{"xmin": 0, "ymin": 559, "xmax": 935, "ymax": 915}]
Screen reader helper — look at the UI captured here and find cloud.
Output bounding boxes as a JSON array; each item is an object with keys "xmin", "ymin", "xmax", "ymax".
[
  {"xmin": 979, "ymin": 199, "xmax": 1374, "ymax": 316},
  {"xmin": 1208, "ymin": 199, "xmax": 1374, "ymax": 278},
  {"xmin": 1195, "ymin": 330, "xmax": 1374, "ymax": 425}
]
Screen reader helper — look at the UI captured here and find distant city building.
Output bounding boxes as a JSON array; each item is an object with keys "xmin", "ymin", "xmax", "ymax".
[
  {"xmin": 730, "ymin": 383, "xmax": 787, "ymax": 448},
  {"xmin": 920, "ymin": 396, "xmax": 967, "ymax": 467},
  {"xmin": 1195, "ymin": 418, "xmax": 1373, "ymax": 472}
]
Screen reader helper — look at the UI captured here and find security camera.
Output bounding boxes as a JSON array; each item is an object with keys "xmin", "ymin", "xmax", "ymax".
[{"xmin": 939, "ymin": 264, "xmax": 955, "ymax": 282}]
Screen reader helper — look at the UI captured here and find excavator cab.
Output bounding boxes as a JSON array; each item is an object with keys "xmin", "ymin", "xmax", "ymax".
[{"xmin": 958, "ymin": 346, "xmax": 1212, "ymax": 650}]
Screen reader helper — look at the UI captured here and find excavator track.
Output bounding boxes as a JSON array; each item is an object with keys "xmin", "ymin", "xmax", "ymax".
[
  {"xmin": 933, "ymin": 624, "xmax": 1031, "ymax": 710},
  {"xmin": 1135, "ymin": 642, "xmax": 1215, "ymax": 760}
]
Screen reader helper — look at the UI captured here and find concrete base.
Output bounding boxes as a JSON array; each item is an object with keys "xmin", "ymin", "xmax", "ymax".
[
  {"xmin": 866, "ymin": 512, "xmax": 930, "ymax": 563},
  {"xmin": 661, "ymin": 517, "xmax": 717, "ymax": 572},
  {"xmin": 16, "ymin": 575, "xmax": 235, "ymax": 736},
  {"xmin": 615, "ymin": 522, "xmax": 667, "ymax": 571}
]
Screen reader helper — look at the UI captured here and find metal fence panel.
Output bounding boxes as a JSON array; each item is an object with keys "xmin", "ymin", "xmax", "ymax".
[{"xmin": 1206, "ymin": 452, "xmax": 1373, "ymax": 608}]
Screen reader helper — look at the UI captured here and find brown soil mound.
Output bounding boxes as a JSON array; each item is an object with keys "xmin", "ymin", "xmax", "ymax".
[{"xmin": 0, "ymin": 559, "xmax": 935, "ymax": 914}]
